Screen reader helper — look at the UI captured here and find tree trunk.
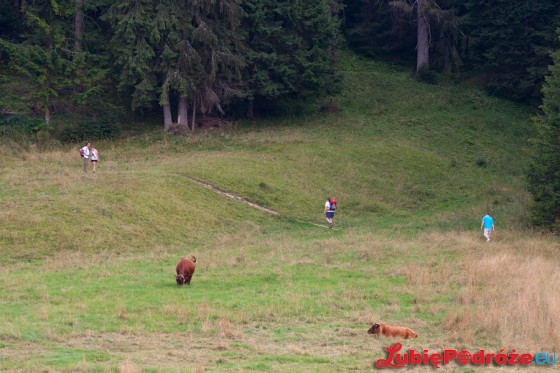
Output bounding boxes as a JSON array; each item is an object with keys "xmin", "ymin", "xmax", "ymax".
[
  {"xmin": 215, "ymin": 102, "xmax": 225, "ymax": 116},
  {"xmin": 247, "ymin": 98, "xmax": 254, "ymax": 120},
  {"xmin": 45, "ymin": 107, "xmax": 51, "ymax": 124},
  {"xmin": 163, "ymin": 101, "xmax": 172, "ymax": 130},
  {"xmin": 191, "ymin": 96, "xmax": 197, "ymax": 132},
  {"xmin": 74, "ymin": 0, "xmax": 84, "ymax": 53},
  {"xmin": 416, "ymin": 0, "xmax": 430, "ymax": 77},
  {"xmin": 178, "ymin": 96, "xmax": 188, "ymax": 126}
]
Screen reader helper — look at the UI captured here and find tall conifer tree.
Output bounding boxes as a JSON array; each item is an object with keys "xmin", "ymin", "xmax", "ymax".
[
  {"xmin": 527, "ymin": 37, "xmax": 560, "ymax": 231},
  {"xmin": 241, "ymin": 0, "xmax": 341, "ymax": 117},
  {"xmin": 0, "ymin": 0, "xmax": 88, "ymax": 122},
  {"xmin": 344, "ymin": 0, "xmax": 463, "ymax": 77},
  {"xmin": 463, "ymin": 0, "xmax": 560, "ymax": 103},
  {"xmin": 108, "ymin": 0, "xmax": 244, "ymax": 129}
]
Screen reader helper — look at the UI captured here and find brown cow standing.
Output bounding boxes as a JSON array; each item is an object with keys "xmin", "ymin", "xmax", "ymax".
[
  {"xmin": 368, "ymin": 322, "xmax": 417, "ymax": 339},
  {"xmin": 176, "ymin": 256, "xmax": 196, "ymax": 285}
]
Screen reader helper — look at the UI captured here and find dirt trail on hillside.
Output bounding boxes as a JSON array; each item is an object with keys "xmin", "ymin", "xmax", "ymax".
[
  {"xmin": 179, "ymin": 175, "xmax": 280, "ymax": 216},
  {"xmin": 181, "ymin": 175, "xmax": 339, "ymax": 230},
  {"xmin": 105, "ymin": 170, "xmax": 336, "ymax": 229}
]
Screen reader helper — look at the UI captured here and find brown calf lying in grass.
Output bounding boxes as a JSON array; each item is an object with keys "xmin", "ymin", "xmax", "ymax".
[
  {"xmin": 176, "ymin": 256, "xmax": 196, "ymax": 285},
  {"xmin": 368, "ymin": 323, "xmax": 417, "ymax": 339}
]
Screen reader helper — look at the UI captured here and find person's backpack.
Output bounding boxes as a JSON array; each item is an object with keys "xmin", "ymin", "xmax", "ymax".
[
  {"xmin": 330, "ymin": 197, "xmax": 337, "ymax": 211},
  {"xmin": 79, "ymin": 148, "xmax": 85, "ymax": 157}
]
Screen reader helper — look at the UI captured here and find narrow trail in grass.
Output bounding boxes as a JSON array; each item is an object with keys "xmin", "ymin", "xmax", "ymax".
[
  {"xmin": 103, "ymin": 170, "xmax": 337, "ymax": 229},
  {"xmin": 177, "ymin": 174, "xmax": 280, "ymax": 216},
  {"xmin": 175, "ymin": 174, "xmax": 339, "ymax": 230},
  {"xmin": 175, "ymin": 174, "xmax": 337, "ymax": 230}
]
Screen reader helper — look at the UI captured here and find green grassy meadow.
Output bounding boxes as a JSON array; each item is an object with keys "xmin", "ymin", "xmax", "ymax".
[{"xmin": 1, "ymin": 53, "xmax": 559, "ymax": 372}]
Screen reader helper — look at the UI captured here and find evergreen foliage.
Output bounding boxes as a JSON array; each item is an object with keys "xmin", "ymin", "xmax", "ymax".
[
  {"xmin": 344, "ymin": 0, "xmax": 560, "ymax": 103},
  {"xmin": 241, "ymin": 0, "xmax": 342, "ymax": 116},
  {"xmin": 185, "ymin": 0, "xmax": 245, "ymax": 117},
  {"xmin": 107, "ymin": 0, "xmax": 245, "ymax": 128},
  {"xmin": 462, "ymin": 0, "xmax": 560, "ymax": 104},
  {"xmin": 0, "ymin": 0, "xmax": 74, "ymax": 121},
  {"xmin": 106, "ymin": 0, "xmax": 161, "ymax": 112},
  {"xmin": 527, "ymin": 38, "xmax": 560, "ymax": 231},
  {"xmin": 58, "ymin": 113, "xmax": 121, "ymax": 142},
  {"xmin": 2, "ymin": 0, "xmax": 560, "ymax": 122},
  {"xmin": 0, "ymin": 0, "xmax": 111, "ymax": 122},
  {"xmin": 0, "ymin": 114, "xmax": 45, "ymax": 140},
  {"xmin": 344, "ymin": 0, "xmax": 416, "ymax": 62},
  {"xmin": 344, "ymin": 0, "xmax": 463, "ymax": 72},
  {"xmin": 0, "ymin": 0, "xmax": 26, "ymax": 42}
]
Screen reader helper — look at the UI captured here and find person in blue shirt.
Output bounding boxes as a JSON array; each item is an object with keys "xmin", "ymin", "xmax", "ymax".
[{"xmin": 481, "ymin": 213, "xmax": 495, "ymax": 242}]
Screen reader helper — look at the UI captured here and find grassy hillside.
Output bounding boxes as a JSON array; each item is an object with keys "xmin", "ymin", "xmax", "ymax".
[{"xmin": 0, "ymin": 53, "xmax": 558, "ymax": 372}]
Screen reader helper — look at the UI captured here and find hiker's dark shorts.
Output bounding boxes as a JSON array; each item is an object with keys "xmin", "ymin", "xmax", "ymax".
[{"xmin": 326, "ymin": 211, "xmax": 335, "ymax": 219}]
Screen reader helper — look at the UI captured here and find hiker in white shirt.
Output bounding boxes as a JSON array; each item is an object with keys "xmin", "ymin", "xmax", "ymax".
[
  {"xmin": 80, "ymin": 142, "xmax": 90, "ymax": 173},
  {"xmin": 324, "ymin": 197, "xmax": 336, "ymax": 229}
]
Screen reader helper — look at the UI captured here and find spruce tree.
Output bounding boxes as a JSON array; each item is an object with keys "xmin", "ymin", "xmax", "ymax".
[
  {"xmin": 0, "ymin": 1, "xmax": 26, "ymax": 42},
  {"xmin": 107, "ymin": 0, "xmax": 244, "ymax": 129},
  {"xmin": 463, "ymin": 0, "xmax": 560, "ymax": 103},
  {"xmin": 0, "ymin": 0, "xmax": 87, "ymax": 122},
  {"xmin": 0, "ymin": 0, "xmax": 112, "ymax": 122},
  {"xmin": 241, "ymin": 0, "xmax": 341, "ymax": 117},
  {"xmin": 107, "ymin": 0, "xmax": 161, "ymax": 114},
  {"xmin": 185, "ymin": 0, "xmax": 244, "ymax": 129},
  {"xmin": 344, "ymin": 0, "xmax": 464, "ymax": 77},
  {"xmin": 344, "ymin": 0, "xmax": 416, "ymax": 61},
  {"xmin": 527, "ymin": 38, "xmax": 560, "ymax": 231}
]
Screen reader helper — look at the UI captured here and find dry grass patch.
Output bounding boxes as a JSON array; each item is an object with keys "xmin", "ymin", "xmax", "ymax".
[
  {"xmin": 218, "ymin": 318, "xmax": 241, "ymax": 338},
  {"xmin": 120, "ymin": 358, "xmax": 141, "ymax": 373},
  {"xmin": 445, "ymin": 250, "xmax": 560, "ymax": 350},
  {"xmin": 38, "ymin": 326, "xmax": 366, "ymax": 370},
  {"xmin": 351, "ymin": 230, "xmax": 560, "ymax": 351}
]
